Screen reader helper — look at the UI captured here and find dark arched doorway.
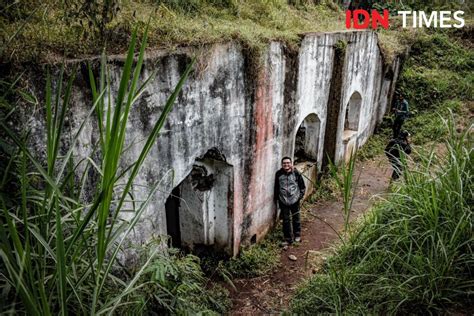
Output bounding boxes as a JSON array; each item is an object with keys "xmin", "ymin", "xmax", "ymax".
[
  {"xmin": 164, "ymin": 148, "xmax": 233, "ymax": 254},
  {"xmin": 294, "ymin": 113, "xmax": 321, "ymax": 164},
  {"xmin": 343, "ymin": 91, "xmax": 362, "ymax": 162}
]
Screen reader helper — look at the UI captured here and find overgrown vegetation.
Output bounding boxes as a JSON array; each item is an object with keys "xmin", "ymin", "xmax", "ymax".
[
  {"xmin": 137, "ymin": 247, "xmax": 231, "ymax": 314},
  {"xmin": 358, "ymin": 30, "xmax": 473, "ymax": 160},
  {"xmin": 372, "ymin": 0, "xmax": 472, "ymax": 13},
  {"xmin": 292, "ymin": 117, "xmax": 473, "ymax": 314},
  {"xmin": 399, "ymin": 31, "xmax": 473, "ymax": 145},
  {"xmin": 0, "ymin": 0, "xmax": 346, "ymax": 63},
  {"xmin": 306, "ymin": 174, "xmax": 339, "ymax": 203},
  {"xmin": 328, "ymin": 152, "xmax": 359, "ymax": 232},
  {"xmin": 224, "ymin": 229, "xmax": 282, "ymax": 278},
  {"xmin": 0, "ymin": 28, "xmax": 230, "ymax": 314}
]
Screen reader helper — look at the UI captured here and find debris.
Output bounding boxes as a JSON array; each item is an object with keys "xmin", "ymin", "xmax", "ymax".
[{"xmin": 288, "ymin": 254, "xmax": 297, "ymax": 261}]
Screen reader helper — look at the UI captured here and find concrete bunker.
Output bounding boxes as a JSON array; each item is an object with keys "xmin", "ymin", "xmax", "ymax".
[
  {"xmin": 342, "ymin": 91, "xmax": 362, "ymax": 162},
  {"xmin": 293, "ymin": 113, "xmax": 321, "ymax": 199},
  {"xmin": 165, "ymin": 148, "xmax": 233, "ymax": 254}
]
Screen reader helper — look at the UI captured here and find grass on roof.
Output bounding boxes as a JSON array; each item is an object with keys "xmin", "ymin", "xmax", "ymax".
[
  {"xmin": 1, "ymin": 0, "xmax": 347, "ymax": 63},
  {"xmin": 4, "ymin": 0, "xmax": 469, "ymax": 64}
]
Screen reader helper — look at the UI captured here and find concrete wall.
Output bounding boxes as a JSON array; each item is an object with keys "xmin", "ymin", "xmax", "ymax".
[{"xmin": 20, "ymin": 30, "xmax": 401, "ymax": 258}]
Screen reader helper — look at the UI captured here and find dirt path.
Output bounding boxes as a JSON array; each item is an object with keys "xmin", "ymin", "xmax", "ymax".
[{"xmin": 229, "ymin": 155, "xmax": 392, "ymax": 314}]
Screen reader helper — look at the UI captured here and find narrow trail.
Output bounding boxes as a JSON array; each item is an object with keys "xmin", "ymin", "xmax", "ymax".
[{"xmin": 229, "ymin": 155, "xmax": 392, "ymax": 314}]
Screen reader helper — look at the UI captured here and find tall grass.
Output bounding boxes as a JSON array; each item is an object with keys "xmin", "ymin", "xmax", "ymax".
[
  {"xmin": 292, "ymin": 117, "xmax": 473, "ymax": 314},
  {"xmin": 328, "ymin": 151, "xmax": 360, "ymax": 233},
  {"xmin": 0, "ymin": 28, "xmax": 196, "ymax": 314}
]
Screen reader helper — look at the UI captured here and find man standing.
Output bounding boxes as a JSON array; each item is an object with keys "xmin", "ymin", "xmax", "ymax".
[
  {"xmin": 385, "ymin": 130, "xmax": 412, "ymax": 181},
  {"xmin": 392, "ymin": 94, "xmax": 410, "ymax": 138},
  {"xmin": 274, "ymin": 157, "xmax": 306, "ymax": 246}
]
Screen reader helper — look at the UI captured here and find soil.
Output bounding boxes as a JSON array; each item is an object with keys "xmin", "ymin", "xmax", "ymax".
[{"xmin": 228, "ymin": 155, "xmax": 392, "ymax": 314}]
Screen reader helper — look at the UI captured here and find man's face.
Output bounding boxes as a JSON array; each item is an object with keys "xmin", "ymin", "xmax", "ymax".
[{"xmin": 282, "ymin": 159, "xmax": 292, "ymax": 172}]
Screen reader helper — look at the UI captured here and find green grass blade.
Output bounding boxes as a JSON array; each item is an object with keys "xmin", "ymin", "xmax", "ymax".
[{"xmin": 55, "ymin": 199, "xmax": 68, "ymax": 316}]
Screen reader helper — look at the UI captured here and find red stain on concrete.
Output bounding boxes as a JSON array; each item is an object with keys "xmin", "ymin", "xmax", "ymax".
[{"xmin": 246, "ymin": 66, "xmax": 276, "ymax": 237}]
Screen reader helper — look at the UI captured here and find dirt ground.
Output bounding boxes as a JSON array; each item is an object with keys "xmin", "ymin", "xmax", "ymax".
[{"xmin": 228, "ymin": 155, "xmax": 392, "ymax": 314}]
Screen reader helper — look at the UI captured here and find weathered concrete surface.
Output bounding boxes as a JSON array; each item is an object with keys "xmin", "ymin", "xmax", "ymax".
[{"xmin": 19, "ymin": 30, "xmax": 401, "ymax": 258}]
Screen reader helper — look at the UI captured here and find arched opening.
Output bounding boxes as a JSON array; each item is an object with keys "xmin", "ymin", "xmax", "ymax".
[
  {"xmin": 344, "ymin": 92, "xmax": 362, "ymax": 132},
  {"xmin": 343, "ymin": 92, "xmax": 362, "ymax": 163},
  {"xmin": 293, "ymin": 114, "xmax": 321, "ymax": 199},
  {"xmin": 294, "ymin": 113, "xmax": 321, "ymax": 164},
  {"xmin": 164, "ymin": 148, "xmax": 233, "ymax": 254}
]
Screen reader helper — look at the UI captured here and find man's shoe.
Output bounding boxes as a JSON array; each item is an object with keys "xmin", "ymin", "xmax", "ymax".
[{"xmin": 294, "ymin": 237, "xmax": 301, "ymax": 243}]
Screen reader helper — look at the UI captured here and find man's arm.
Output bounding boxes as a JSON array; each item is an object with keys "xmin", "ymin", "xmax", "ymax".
[
  {"xmin": 403, "ymin": 141, "xmax": 412, "ymax": 155},
  {"xmin": 296, "ymin": 171, "xmax": 306, "ymax": 200},
  {"xmin": 274, "ymin": 172, "xmax": 280, "ymax": 202}
]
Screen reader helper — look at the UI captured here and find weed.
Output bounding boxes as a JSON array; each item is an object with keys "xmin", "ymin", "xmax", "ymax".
[
  {"xmin": 306, "ymin": 174, "xmax": 339, "ymax": 203},
  {"xmin": 225, "ymin": 229, "xmax": 282, "ymax": 278},
  {"xmin": 0, "ymin": 27, "xmax": 205, "ymax": 314},
  {"xmin": 328, "ymin": 151, "xmax": 359, "ymax": 233},
  {"xmin": 137, "ymin": 247, "xmax": 231, "ymax": 314}
]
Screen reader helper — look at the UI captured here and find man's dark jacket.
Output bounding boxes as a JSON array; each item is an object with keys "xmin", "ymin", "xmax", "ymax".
[
  {"xmin": 385, "ymin": 138, "xmax": 412, "ymax": 161},
  {"xmin": 274, "ymin": 169, "xmax": 306, "ymax": 206}
]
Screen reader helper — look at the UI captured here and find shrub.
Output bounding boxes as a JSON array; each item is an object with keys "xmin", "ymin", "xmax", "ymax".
[
  {"xmin": 138, "ymin": 247, "xmax": 231, "ymax": 314},
  {"xmin": 404, "ymin": 99, "xmax": 462, "ymax": 145},
  {"xmin": 225, "ymin": 230, "xmax": 281, "ymax": 278}
]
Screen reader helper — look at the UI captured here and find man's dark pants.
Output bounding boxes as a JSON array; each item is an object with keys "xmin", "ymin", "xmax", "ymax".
[
  {"xmin": 392, "ymin": 115, "xmax": 405, "ymax": 138},
  {"xmin": 389, "ymin": 158, "xmax": 403, "ymax": 180},
  {"xmin": 279, "ymin": 201, "xmax": 301, "ymax": 242}
]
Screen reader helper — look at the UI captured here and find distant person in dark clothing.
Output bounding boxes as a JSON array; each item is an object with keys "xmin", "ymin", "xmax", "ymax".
[
  {"xmin": 274, "ymin": 157, "xmax": 306, "ymax": 245},
  {"xmin": 348, "ymin": 0, "xmax": 373, "ymax": 23},
  {"xmin": 392, "ymin": 94, "xmax": 410, "ymax": 138},
  {"xmin": 348, "ymin": 0, "xmax": 373, "ymax": 10},
  {"xmin": 385, "ymin": 130, "xmax": 412, "ymax": 180}
]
